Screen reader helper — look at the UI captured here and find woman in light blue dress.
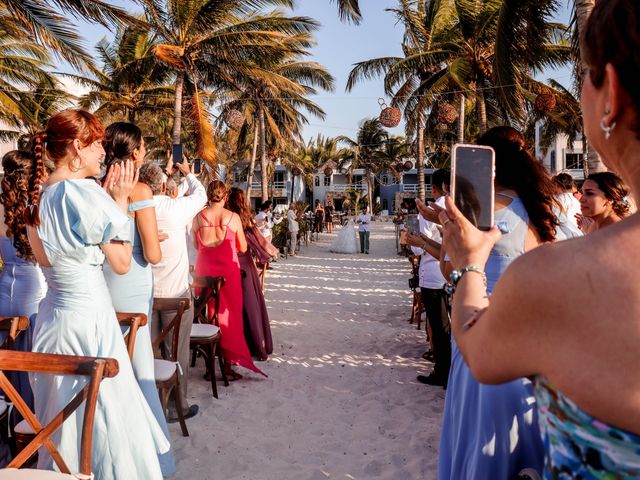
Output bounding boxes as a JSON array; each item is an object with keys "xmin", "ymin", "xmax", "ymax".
[
  {"xmin": 102, "ymin": 122, "xmax": 175, "ymax": 476},
  {"xmin": 0, "ymin": 151, "xmax": 47, "ymax": 464},
  {"xmin": 439, "ymin": 127, "xmax": 560, "ymax": 479},
  {"xmin": 24, "ymin": 110, "xmax": 168, "ymax": 479}
]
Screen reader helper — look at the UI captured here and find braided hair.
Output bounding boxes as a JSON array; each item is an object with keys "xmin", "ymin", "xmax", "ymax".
[
  {"xmin": 24, "ymin": 132, "xmax": 48, "ymax": 227},
  {"xmin": 1, "ymin": 151, "xmax": 36, "ymax": 261}
]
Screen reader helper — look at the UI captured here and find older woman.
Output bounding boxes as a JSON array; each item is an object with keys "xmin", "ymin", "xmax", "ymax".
[{"xmin": 438, "ymin": 1, "xmax": 640, "ymax": 476}]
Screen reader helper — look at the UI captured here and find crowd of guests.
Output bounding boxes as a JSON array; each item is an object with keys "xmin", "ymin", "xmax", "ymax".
[
  {"xmin": 0, "ymin": 112, "xmax": 279, "ymax": 477},
  {"xmin": 402, "ymin": 1, "xmax": 640, "ymax": 478}
]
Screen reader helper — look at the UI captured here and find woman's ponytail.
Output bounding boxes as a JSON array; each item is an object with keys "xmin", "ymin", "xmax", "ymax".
[{"xmin": 25, "ymin": 131, "xmax": 48, "ymax": 227}]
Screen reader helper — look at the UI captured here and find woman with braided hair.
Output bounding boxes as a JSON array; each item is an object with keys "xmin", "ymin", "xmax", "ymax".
[
  {"xmin": 24, "ymin": 109, "xmax": 169, "ymax": 479},
  {"xmin": 0, "ymin": 150, "xmax": 46, "ymax": 455}
]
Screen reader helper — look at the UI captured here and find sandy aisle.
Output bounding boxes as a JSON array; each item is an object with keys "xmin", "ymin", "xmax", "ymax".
[{"xmin": 171, "ymin": 221, "xmax": 444, "ymax": 480}]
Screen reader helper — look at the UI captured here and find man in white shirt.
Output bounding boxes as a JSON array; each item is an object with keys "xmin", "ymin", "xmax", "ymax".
[
  {"xmin": 553, "ymin": 173, "xmax": 582, "ymax": 229},
  {"xmin": 138, "ymin": 160, "xmax": 207, "ymax": 419},
  {"xmin": 355, "ymin": 206, "xmax": 371, "ymax": 254},
  {"xmin": 287, "ymin": 204, "xmax": 299, "ymax": 255},
  {"xmin": 406, "ymin": 169, "xmax": 451, "ymax": 388},
  {"xmin": 255, "ymin": 200, "xmax": 273, "ymax": 242}
]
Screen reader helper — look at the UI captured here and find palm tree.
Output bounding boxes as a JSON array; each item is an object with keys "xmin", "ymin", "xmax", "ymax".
[
  {"xmin": 2, "ymin": 0, "xmax": 138, "ymax": 70},
  {"xmin": 332, "ymin": 0, "xmax": 362, "ymax": 24},
  {"xmin": 142, "ymin": 0, "xmax": 317, "ymax": 167},
  {"xmin": 337, "ymin": 118, "xmax": 389, "ymax": 214},
  {"xmin": 67, "ymin": 25, "xmax": 174, "ymax": 124}
]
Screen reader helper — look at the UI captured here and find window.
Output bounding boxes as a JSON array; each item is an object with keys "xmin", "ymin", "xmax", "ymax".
[
  {"xmin": 233, "ymin": 171, "xmax": 247, "ymax": 183},
  {"xmin": 314, "ymin": 176, "xmax": 320, "ymax": 187},
  {"xmin": 274, "ymin": 171, "xmax": 285, "ymax": 183},
  {"xmin": 323, "ymin": 175, "xmax": 331, "ymax": 186},
  {"xmin": 565, "ymin": 152, "xmax": 584, "ymax": 170},
  {"xmin": 352, "ymin": 174, "xmax": 363, "ymax": 184}
]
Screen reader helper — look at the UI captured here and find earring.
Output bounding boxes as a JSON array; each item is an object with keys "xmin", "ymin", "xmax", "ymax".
[
  {"xmin": 68, "ymin": 155, "xmax": 84, "ymax": 172},
  {"xmin": 600, "ymin": 118, "xmax": 617, "ymax": 140}
]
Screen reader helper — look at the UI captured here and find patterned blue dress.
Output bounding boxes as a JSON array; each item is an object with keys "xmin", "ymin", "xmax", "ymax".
[
  {"xmin": 536, "ymin": 377, "xmax": 640, "ymax": 479},
  {"xmin": 32, "ymin": 179, "xmax": 169, "ymax": 479},
  {"xmin": 438, "ymin": 195, "xmax": 545, "ymax": 480},
  {"xmin": 103, "ymin": 199, "xmax": 175, "ymax": 476}
]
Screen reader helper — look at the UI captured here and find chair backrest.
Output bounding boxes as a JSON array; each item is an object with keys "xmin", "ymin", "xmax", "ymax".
[
  {"xmin": 0, "ymin": 316, "xmax": 29, "ymax": 350},
  {"xmin": 116, "ymin": 313, "xmax": 148, "ymax": 362},
  {"xmin": 192, "ymin": 276, "xmax": 225, "ymax": 326},
  {"xmin": 0, "ymin": 350, "xmax": 119, "ymax": 475},
  {"xmin": 152, "ymin": 298, "xmax": 190, "ymax": 362}
]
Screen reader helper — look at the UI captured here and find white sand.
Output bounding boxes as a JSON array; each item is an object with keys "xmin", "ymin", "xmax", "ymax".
[{"xmin": 170, "ymin": 221, "xmax": 444, "ymax": 480}]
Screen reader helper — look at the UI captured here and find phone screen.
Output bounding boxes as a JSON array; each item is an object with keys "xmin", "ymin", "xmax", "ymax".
[
  {"xmin": 451, "ymin": 144, "xmax": 495, "ymax": 230},
  {"xmin": 193, "ymin": 158, "xmax": 202, "ymax": 174},
  {"xmin": 407, "ymin": 214, "xmax": 419, "ymax": 234},
  {"xmin": 172, "ymin": 144, "xmax": 183, "ymax": 166}
]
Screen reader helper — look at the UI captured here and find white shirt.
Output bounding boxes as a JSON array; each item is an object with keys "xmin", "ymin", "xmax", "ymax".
[
  {"xmin": 152, "ymin": 174, "xmax": 207, "ymax": 297},
  {"xmin": 555, "ymin": 192, "xmax": 581, "ymax": 229},
  {"xmin": 356, "ymin": 213, "xmax": 371, "ymax": 232},
  {"xmin": 287, "ymin": 210, "xmax": 299, "ymax": 233},
  {"xmin": 255, "ymin": 211, "xmax": 272, "ymax": 238},
  {"xmin": 410, "ymin": 196, "xmax": 446, "ymax": 289}
]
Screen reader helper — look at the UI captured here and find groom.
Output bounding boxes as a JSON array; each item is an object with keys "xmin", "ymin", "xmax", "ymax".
[{"xmin": 356, "ymin": 206, "xmax": 371, "ymax": 254}]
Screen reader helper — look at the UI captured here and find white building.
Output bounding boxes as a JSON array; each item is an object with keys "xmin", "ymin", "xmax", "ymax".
[
  {"xmin": 535, "ymin": 122, "xmax": 585, "ymax": 180},
  {"xmin": 312, "ymin": 160, "xmax": 369, "ymax": 210}
]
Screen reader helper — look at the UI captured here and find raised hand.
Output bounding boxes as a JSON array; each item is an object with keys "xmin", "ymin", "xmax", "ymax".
[
  {"xmin": 106, "ymin": 160, "xmax": 138, "ymax": 209},
  {"xmin": 416, "ymin": 198, "xmax": 439, "ymax": 223}
]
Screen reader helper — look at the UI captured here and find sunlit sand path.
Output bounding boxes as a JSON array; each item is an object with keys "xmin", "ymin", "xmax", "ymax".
[{"xmin": 170, "ymin": 221, "xmax": 443, "ymax": 480}]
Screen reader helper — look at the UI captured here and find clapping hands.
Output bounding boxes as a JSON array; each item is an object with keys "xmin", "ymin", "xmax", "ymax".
[{"xmin": 103, "ymin": 160, "xmax": 138, "ymax": 208}]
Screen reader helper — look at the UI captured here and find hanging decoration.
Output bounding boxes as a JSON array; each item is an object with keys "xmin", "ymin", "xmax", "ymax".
[
  {"xmin": 324, "ymin": 167, "xmax": 333, "ymax": 177},
  {"xmin": 403, "ymin": 160, "xmax": 413, "ymax": 171},
  {"xmin": 437, "ymin": 103, "xmax": 458, "ymax": 125},
  {"xmin": 378, "ymin": 98, "xmax": 401, "ymax": 128},
  {"xmin": 292, "ymin": 166, "xmax": 303, "ymax": 176},
  {"xmin": 534, "ymin": 93, "xmax": 557, "ymax": 113},
  {"xmin": 224, "ymin": 109, "xmax": 244, "ymax": 130}
]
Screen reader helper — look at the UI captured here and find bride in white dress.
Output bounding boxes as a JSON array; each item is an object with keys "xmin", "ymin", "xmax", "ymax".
[{"xmin": 330, "ymin": 218, "xmax": 358, "ymax": 253}]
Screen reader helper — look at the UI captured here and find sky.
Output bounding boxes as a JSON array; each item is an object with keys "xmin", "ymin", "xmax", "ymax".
[{"xmin": 72, "ymin": 0, "xmax": 574, "ymax": 142}]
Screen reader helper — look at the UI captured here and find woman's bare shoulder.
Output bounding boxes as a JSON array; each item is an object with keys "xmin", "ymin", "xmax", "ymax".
[{"xmin": 130, "ymin": 182, "xmax": 153, "ymax": 201}]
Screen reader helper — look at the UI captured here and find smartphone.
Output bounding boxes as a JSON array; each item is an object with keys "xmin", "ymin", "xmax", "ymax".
[
  {"xmin": 450, "ymin": 144, "xmax": 495, "ymax": 230},
  {"xmin": 172, "ymin": 144, "xmax": 183, "ymax": 166},
  {"xmin": 407, "ymin": 214, "xmax": 420, "ymax": 234},
  {"xmin": 193, "ymin": 158, "xmax": 202, "ymax": 174}
]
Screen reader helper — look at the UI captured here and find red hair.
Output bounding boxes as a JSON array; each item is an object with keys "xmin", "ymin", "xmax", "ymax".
[{"xmin": 25, "ymin": 109, "xmax": 105, "ymax": 227}]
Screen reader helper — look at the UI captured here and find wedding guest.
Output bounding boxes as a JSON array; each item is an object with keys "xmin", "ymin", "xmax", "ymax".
[
  {"xmin": 0, "ymin": 151, "xmax": 46, "ymax": 441},
  {"xmin": 439, "ymin": 2, "xmax": 640, "ymax": 476},
  {"xmin": 438, "ymin": 126, "xmax": 559, "ymax": 480},
  {"xmin": 24, "ymin": 109, "xmax": 168, "ymax": 478},
  {"xmin": 255, "ymin": 200, "xmax": 274, "ymax": 243},
  {"xmin": 287, "ymin": 204, "xmax": 299, "ymax": 255},
  {"xmin": 227, "ymin": 187, "xmax": 273, "ymax": 361},
  {"xmin": 314, "ymin": 200, "xmax": 324, "ymax": 233},
  {"xmin": 356, "ymin": 206, "xmax": 371, "ymax": 254},
  {"xmin": 192, "ymin": 181, "xmax": 266, "ymax": 379},
  {"xmin": 577, "ymin": 171, "xmax": 630, "ymax": 233},
  {"xmin": 324, "ymin": 201, "xmax": 334, "ymax": 233},
  {"xmin": 139, "ymin": 160, "xmax": 206, "ymax": 421},
  {"xmin": 101, "ymin": 122, "xmax": 175, "ymax": 475}
]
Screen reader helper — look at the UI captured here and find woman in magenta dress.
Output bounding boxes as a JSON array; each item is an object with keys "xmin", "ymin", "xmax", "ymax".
[{"xmin": 192, "ymin": 180, "xmax": 266, "ymax": 380}]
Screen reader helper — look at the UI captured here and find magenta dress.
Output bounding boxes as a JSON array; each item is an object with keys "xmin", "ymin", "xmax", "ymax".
[{"xmin": 194, "ymin": 212, "xmax": 266, "ymax": 376}]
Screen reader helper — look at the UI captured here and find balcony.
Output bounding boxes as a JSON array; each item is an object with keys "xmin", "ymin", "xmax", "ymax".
[
  {"xmin": 402, "ymin": 184, "xmax": 433, "ymax": 196},
  {"xmin": 328, "ymin": 183, "xmax": 367, "ymax": 192},
  {"xmin": 249, "ymin": 181, "xmax": 288, "ymax": 198}
]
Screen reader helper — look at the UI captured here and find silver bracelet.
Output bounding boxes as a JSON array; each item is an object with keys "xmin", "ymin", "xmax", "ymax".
[{"xmin": 445, "ymin": 265, "xmax": 487, "ymax": 295}]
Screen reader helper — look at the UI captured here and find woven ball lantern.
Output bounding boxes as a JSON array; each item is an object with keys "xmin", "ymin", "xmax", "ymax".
[
  {"xmin": 378, "ymin": 98, "xmax": 401, "ymax": 128},
  {"xmin": 403, "ymin": 160, "xmax": 413, "ymax": 171},
  {"xmin": 224, "ymin": 109, "xmax": 244, "ymax": 130},
  {"xmin": 324, "ymin": 167, "xmax": 333, "ymax": 177},
  {"xmin": 292, "ymin": 166, "xmax": 302, "ymax": 176},
  {"xmin": 437, "ymin": 103, "xmax": 458, "ymax": 125},
  {"xmin": 534, "ymin": 93, "xmax": 557, "ymax": 113}
]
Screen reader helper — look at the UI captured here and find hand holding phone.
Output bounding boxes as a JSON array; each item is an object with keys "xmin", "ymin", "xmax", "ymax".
[{"xmin": 451, "ymin": 144, "xmax": 495, "ymax": 231}]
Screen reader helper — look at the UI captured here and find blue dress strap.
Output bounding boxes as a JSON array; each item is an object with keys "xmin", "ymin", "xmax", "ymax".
[{"xmin": 129, "ymin": 199, "xmax": 155, "ymax": 213}]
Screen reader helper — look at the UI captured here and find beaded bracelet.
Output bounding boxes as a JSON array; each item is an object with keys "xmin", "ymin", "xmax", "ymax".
[{"xmin": 444, "ymin": 265, "xmax": 487, "ymax": 295}]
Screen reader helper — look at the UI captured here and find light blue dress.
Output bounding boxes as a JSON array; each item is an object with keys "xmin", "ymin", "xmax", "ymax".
[
  {"xmin": 438, "ymin": 194, "xmax": 544, "ymax": 480},
  {"xmin": 103, "ymin": 199, "xmax": 175, "ymax": 476},
  {"xmin": 32, "ymin": 179, "xmax": 169, "ymax": 479},
  {"xmin": 0, "ymin": 236, "xmax": 46, "ymax": 463}
]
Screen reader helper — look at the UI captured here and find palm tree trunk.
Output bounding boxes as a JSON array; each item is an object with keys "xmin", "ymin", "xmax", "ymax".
[
  {"xmin": 246, "ymin": 124, "xmax": 259, "ymax": 205},
  {"xmin": 258, "ymin": 104, "xmax": 268, "ymax": 202},
  {"xmin": 458, "ymin": 94, "xmax": 465, "ymax": 143},
  {"xmin": 367, "ymin": 170, "xmax": 374, "ymax": 214},
  {"xmin": 172, "ymin": 71, "xmax": 185, "ymax": 144},
  {"xmin": 128, "ymin": 108, "xmax": 136, "ymax": 123},
  {"xmin": 576, "ymin": 0, "xmax": 605, "ymax": 173},
  {"xmin": 416, "ymin": 111, "xmax": 426, "ymax": 201},
  {"xmin": 476, "ymin": 88, "xmax": 487, "ymax": 135}
]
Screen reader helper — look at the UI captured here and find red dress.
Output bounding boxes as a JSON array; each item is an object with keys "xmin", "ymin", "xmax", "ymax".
[{"xmin": 195, "ymin": 212, "xmax": 266, "ymax": 377}]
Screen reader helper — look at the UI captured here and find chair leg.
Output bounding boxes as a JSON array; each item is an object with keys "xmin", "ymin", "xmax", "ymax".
[
  {"xmin": 208, "ymin": 342, "xmax": 218, "ymax": 399},
  {"xmin": 190, "ymin": 346, "xmax": 198, "ymax": 368},
  {"xmin": 218, "ymin": 350, "xmax": 229, "ymax": 387},
  {"xmin": 173, "ymin": 377, "xmax": 189, "ymax": 437}
]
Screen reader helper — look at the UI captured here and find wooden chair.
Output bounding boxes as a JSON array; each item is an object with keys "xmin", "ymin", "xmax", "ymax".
[
  {"xmin": 116, "ymin": 313, "xmax": 148, "ymax": 362},
  {"xmin": 190, "ymin": 276, "xmax": 226, "ymax": 398},
  {"xmin": 0, "ymin": 316, "xmax": 30, "ymax": 350},
  {"xmin": 408, "ymin": 256, "xmax": 424, "ymax": 329},
  {"xmin": 0, "ymin": 350, "xmax": 118, "ymax": 479},
  {"xmin": 152, "ymin": 298, "xmax": 189, "ymax": 437}
]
